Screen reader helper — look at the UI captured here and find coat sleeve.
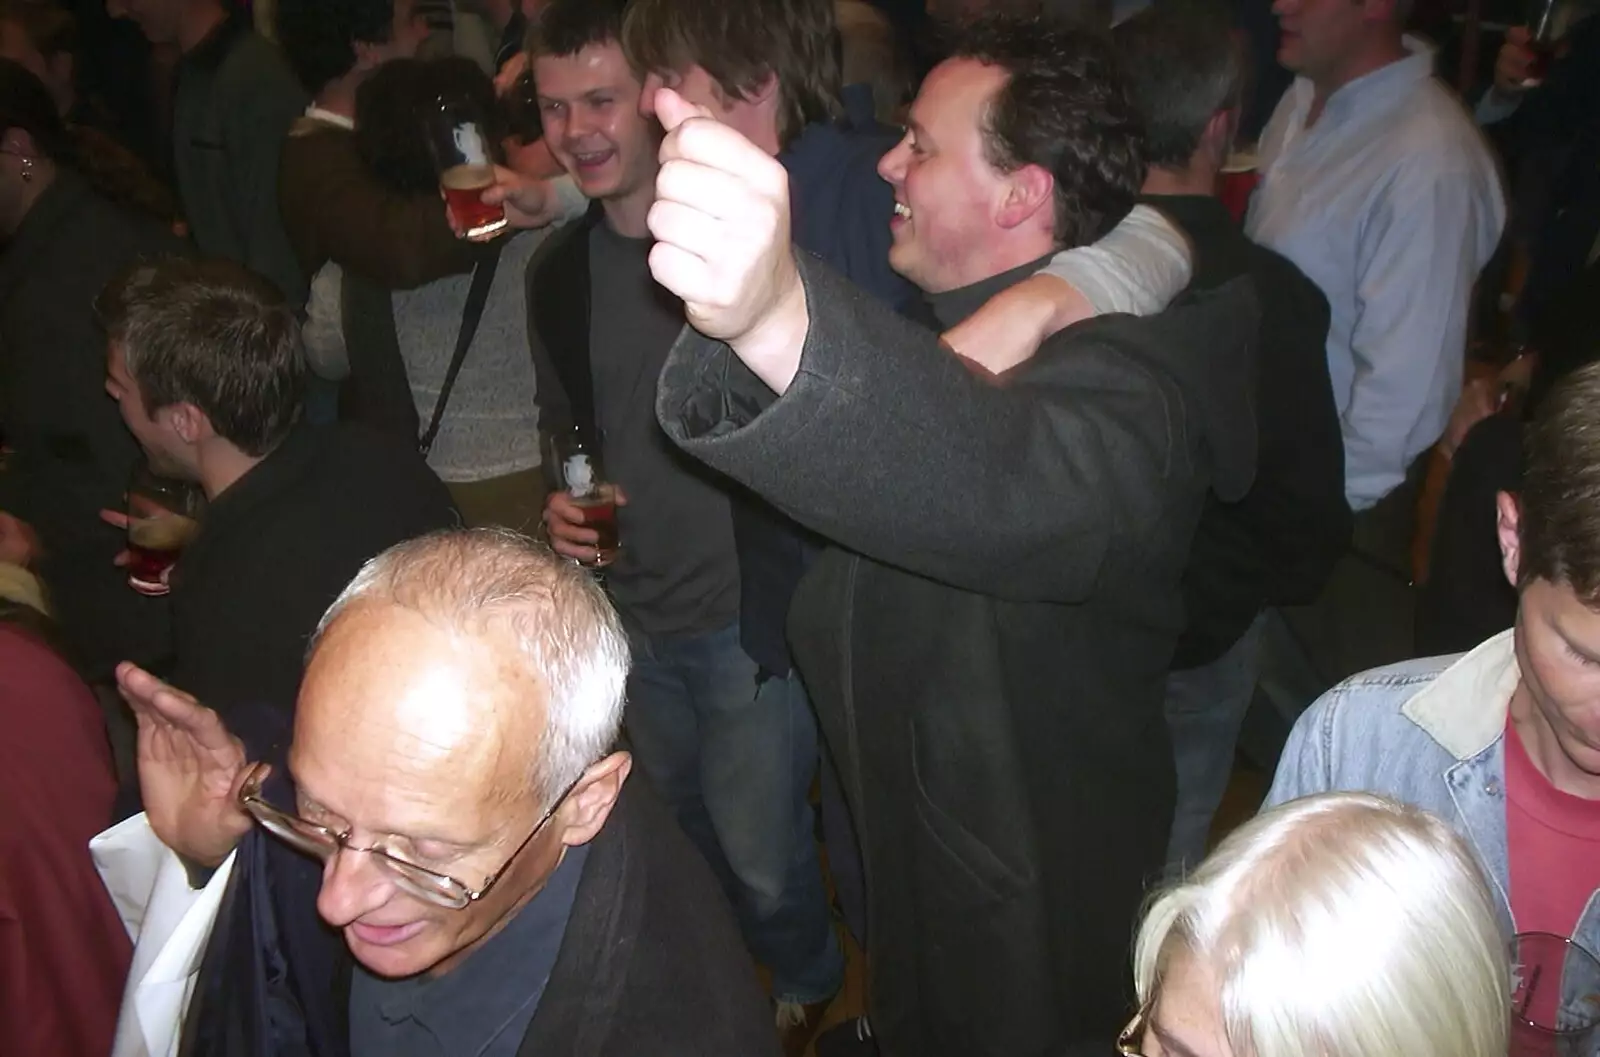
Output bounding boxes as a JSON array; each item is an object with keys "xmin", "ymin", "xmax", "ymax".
[
  {"xmin": 279, "ymin": 129, "xmax": 478, "ymax": 290},
  {"xmin": 657, "ymin": 254, "xmax": 1201, "ymax": 603},
  {"xmin": 221, "ymin": 65, "xmax": 308, "ymax": 304}
]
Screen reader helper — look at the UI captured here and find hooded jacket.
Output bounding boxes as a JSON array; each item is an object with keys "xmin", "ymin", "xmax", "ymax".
[{"xmin": 657, "ymin": 253, "xmax": 1258, "ymax": 1057}]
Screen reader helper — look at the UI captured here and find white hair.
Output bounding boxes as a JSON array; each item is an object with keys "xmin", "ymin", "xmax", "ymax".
[
  {"xmin": 1134, "ymin": 792, "xmax": 1509, "ymax": 1057},
  {"xmin": 311, "ymin": 528, "xmax": 631, "ymax": 807}
]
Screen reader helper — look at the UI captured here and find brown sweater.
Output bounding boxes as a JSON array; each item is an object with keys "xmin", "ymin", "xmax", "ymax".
[{"xmin": 278, "ymin": 117, "xmax": 476, "ymax": 290}]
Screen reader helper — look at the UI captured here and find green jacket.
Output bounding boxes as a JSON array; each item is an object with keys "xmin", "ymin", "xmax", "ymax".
[{"xmin": 172, "ymin": 12, "xmax": 307, "ymax": 304}]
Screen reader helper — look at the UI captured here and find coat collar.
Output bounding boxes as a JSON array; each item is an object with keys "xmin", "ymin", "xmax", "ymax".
[{"xmin": 1401, "ymin": 629, "xmax": 1519, "ymax": 761}]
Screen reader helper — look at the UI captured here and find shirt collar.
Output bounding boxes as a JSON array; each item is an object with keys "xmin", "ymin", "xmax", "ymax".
[
  {"xmin": 924, "ymin": 252, "xmax": 1058, "ymax": 329},
  {"xmin": 1292, "ymin": 35, "xmax": 1436, "ymax": 128},
  {"xmin": 304, "ymin": 106, "xmax": 356, "ymax": 131},
  {"xmin": 178, "ymin": 9, "xmax": 250, "ymax": 75},
  {"xmin": 1402, "ymin": 629, "xmax": 1519, "ymax": 760},
  {"xmin": 366, "ymin": 842, "xmax": 590, "ymax": 1052}
]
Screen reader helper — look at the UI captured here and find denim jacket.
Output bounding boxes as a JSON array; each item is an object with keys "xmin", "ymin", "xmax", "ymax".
[{"xmin": 1267, "ymin": 630, "xmax": 1600, "ymax": 965}]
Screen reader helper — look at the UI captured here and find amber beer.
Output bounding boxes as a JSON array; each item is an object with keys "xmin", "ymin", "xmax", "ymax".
[
  {"xmin": 127, "ymin": 510, "xmax": 199, "ymax": 596},
  {"xmin": 426, "ymin": 94, "xmax": 507, "ymax": 242},
  {"xmin": 1522, "ymin": 0, "xmax": 1570, "ymax": 88},
  {"xmin": 441, "ymin": 163, "xmax": 507, "ymax": 241},
  {"xmin": 572, "ymin": 485, "xmax": 619, "ymax": 566}
]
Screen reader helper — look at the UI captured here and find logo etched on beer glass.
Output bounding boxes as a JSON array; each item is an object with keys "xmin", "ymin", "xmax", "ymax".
[
  {"xmin": 555, "ymin": 430, "xmax": 619, "ymax": 568},
  {"xmin": 428, "ymin": 97, "xmax": 508, "ymax": 242}
]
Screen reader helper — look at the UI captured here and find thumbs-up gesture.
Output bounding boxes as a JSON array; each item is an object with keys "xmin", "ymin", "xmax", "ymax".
[{"xmin": 647, "ymin": 88, "xmax": 809, "ymax": 393}]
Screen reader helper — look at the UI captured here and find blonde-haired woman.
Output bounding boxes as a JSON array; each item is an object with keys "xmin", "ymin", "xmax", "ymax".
[{"xmin": 1122, "ymin": 792, "xmax": 1509, "ymax": 1057}]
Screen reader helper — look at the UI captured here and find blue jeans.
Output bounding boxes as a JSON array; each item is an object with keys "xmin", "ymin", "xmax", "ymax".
[
  {"xmin": 624, "ymin": 620, "xmax": 843, "ymax": 1004},
  {"xmin": 1163, "ymin": 614, "xmax": 1266, "ymax": 874}
]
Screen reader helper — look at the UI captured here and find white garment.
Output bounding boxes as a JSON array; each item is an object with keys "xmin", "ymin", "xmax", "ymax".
[
  {"xmin": 1247, "ymin": 38, "xmax": 1506, "ymax": 509},
  {"xmin": 1038, "ymin": 204, "xmax": 1193, "ymax": 317},
  {"xmin": 93, "ymin": 814, "xmax": 237, "ymax": 1057}
]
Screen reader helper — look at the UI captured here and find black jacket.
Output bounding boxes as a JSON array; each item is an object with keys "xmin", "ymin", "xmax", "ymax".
[
  {"xmin": 184, "ymin": 777, "xmax": 781, "ymax": 1057},
  {"xmin": 170, "ymin": 423, "xmax": 456, "ymax": 730},
  {"xmin": 0, "ymin": 170, "xmax": 185, "ymax": 679},
  {"xmin": 1147, "ymin": 195, "xmax": 1349, "ymax": 669},
  {"xmin": 657, "ymin": 256, "xmax": 1259, "ymax": 1057}
]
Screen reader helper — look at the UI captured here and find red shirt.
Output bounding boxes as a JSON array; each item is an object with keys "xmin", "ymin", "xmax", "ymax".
[
  {"xmin": 1505, "ymin": 715, "xmax": 1600, "ymax": 938},
  {"xmin": 0, "ymin": 625, "xmax": 132, "ymax": 1057}
]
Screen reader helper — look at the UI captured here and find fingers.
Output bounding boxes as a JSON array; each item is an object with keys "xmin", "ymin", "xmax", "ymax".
[
  {"xmin": 117, "ymin": 663, "xmax": 225, "ymax": 741},
  {"xmin": 544, "ymin": 492, "xmax": 601, "ymax": 546},
  {"xmin": 652, "ymin": 87, "xmax": 713, "ymax": 135},
  {"xmin": 653, "ymin": 158, "xmax": 749, "ymax": 221},
  {"xmin": 649, "ymin": 241, "xmax": 719, "ymax": 310},
  {"xmin": 100, "ymin": 508, "xmax": 131, "ymax": 529}
]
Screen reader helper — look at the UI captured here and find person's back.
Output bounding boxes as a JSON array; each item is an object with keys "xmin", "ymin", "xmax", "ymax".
[
  {"xmin": 0, "ymin": 594, "xmax": 132, "ymax": 1057},
  {"xmin": 157, "ymin": 1, "xmax": 308, "ymax": 301},
  {"xmin": 171, "ymin": 421, "xmax": 458, "ymax": 718}
]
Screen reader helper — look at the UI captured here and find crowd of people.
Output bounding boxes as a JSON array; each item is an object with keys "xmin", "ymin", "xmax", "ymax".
[{"xmin": 0, "ymin": 0, "xmax": 1595, "ymax": 1056}]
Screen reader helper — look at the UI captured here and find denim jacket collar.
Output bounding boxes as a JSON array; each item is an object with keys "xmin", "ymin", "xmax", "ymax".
[{"xmin": 1402, "ymin": 630, "xmax": 1519, "ymax": 761}]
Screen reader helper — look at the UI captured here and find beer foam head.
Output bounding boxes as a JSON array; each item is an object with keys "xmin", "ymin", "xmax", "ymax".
[
  {"xmin": 129, "ymin": 513, "xmax": 200, "ymax": 550},
  {"xmin": 440, "ymin": 163, "xmax": 494, "ymax": 191}
]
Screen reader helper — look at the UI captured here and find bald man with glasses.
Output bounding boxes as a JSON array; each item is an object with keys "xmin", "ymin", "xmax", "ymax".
[{"xmin": 117, "ymin": 529, "xmax": 780, "ymax": 1057}]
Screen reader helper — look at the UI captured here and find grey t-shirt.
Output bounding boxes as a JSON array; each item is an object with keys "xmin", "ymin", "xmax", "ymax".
[{"xmin": 586, "ymin": 221, "xmax": 739, "ymax": 638}]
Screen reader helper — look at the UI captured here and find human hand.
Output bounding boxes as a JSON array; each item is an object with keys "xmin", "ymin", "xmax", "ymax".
[
  {"xmin": 494, "ymin": 52, "xmax": 530, "ymax": 98},
  {"xmin": 470, "ymin": 164, "xmax": 563, "ymax": 231},
  {"xmin": 646, "ymin": 89, "xmax": 808, "ymax": 393},
  {"xmin": 941, "ymin": 274, "xmax": 1092, "ymax": 376},
  {"xmin": 117, "ymin": 662, "xmax": 254, "ymax": 867},
  {"xmin": 0, "ymin": 510, "xmax": 40, "ymax": 567},
  {"xmin": 1494, "ymin": 27, "xmax": 1538, "ymax": 95},
  {"xmin": 99, "ymin": 507, "xmax": 133, "ymax": 567},
  {"xmin": 1439, "ymin": 377, "xmax": 1499, "ymax": 460},
  {"xmin": 542, "ymin": 484, "xmax": 629, "ymax": 565}
]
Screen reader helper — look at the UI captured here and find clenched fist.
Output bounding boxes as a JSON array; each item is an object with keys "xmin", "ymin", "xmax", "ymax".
[{"xmin": 646, "ymin": 89, "xmax": 810, "ymax": 394}]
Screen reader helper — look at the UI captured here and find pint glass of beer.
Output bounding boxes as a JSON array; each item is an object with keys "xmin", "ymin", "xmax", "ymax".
[
  {"xmin": 426, "ymin": 94, "xmax": 508, "ymax": 242},
  {"xmin": 554, "ymin": 427, "xmax": 619, "ymax": 569},
  {"xmin": 126, "ymin": 463, "xmax": 203, "ymax": 597}
]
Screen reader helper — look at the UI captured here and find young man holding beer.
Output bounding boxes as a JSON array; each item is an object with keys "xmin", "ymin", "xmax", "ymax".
[
  {"xmin": 99, "ymin": 257, "xmax": 455, "ymax": 731},
  {"xmin": 520, "ymin": 4, "xmax": 846, "ymax": 1050}
]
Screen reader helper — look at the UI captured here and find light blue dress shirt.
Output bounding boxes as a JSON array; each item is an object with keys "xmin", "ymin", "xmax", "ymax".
[{"xmin": 1246, "ymin": 39, "xmax": 1506, "ymax": 510}]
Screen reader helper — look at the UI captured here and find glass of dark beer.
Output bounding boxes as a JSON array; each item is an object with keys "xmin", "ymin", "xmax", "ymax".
[
  {"xmin": 126, "ymin": 463, "xmax": 203, "ymax": 597},
  {"xmin": 1510, "ymin": 933, "xmax": 1600, "ymax": 1057},
  {"xmin": 553, "ymin": 427, "xmax": 619, "ymax": 568},
  {"xmin": 425, "ymin": 93, "xmax": 508, "ymax": 242}
]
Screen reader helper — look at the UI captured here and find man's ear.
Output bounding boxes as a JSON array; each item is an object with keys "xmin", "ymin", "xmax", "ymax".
[
  {"xmin": 1, "ymin": 126, "xmax": 35, "ymax": 160},
  {"xmin": 164, "ymin": 402, "xmax": 212, "ymax": 446},
  {"xmin": 556, "ymin": 751, "xmax": 632, "ymax": 847},
  {"xmin": 996, "ymin": 163, "xmax": 1054, "ymax": 232},
  {"xmin": 1497, "ymin": 490, "xmax": 1523, "ymax": 588},
  {"xmin": 743, "ymin": 70, "xmax": 779, "ymax": 108}
]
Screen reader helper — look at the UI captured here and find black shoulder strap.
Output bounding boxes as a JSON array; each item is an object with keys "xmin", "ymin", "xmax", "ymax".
[{"xmin": 419, "ymin": 241, "xmax": 504, "ymax": 456}]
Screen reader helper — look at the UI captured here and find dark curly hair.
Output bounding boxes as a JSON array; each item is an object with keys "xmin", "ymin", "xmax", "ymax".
[
  {"xmin": 354, "ymin": 56, "xmax": 505, "ymax": 195},
  {"xmin": 952, "ymin": 14, "xmax": 1144, "ymax": 248},
  {"xmin": 275, "ymin": 0, "xmax": 398, "ymax": 96}
]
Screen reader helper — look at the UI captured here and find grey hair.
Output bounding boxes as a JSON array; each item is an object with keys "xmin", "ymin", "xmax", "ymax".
[
  {"xmin": 310, "ymin": 529, "xmax": 631, "ymax": 807},
  {"xmin": 1134, "ymin": 792, "xmax": 1509, "ymax": 1057},
  {"xmin": 1113, "ymin": 0, "xmax": 1246, "ymax": 170}
]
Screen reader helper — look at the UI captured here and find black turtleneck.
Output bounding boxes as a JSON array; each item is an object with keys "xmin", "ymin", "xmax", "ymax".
[{"xmin": 923, "ymin": 252, "xmax": 1058, "ymax": 330}]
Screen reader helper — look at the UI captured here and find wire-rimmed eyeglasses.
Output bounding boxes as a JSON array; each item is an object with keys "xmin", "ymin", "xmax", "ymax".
[{"xmin": 237, "ymin": 762, "xmax": 581, "ymax": 910}]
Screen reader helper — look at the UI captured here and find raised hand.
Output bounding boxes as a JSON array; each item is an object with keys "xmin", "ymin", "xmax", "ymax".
[
  {"xmin": 646, "ymin": 88, "xmax": 810, "ymax": 394},
  {"xmin": 117, "ymin": 662, "xmax": 255, "ymax": 867}
]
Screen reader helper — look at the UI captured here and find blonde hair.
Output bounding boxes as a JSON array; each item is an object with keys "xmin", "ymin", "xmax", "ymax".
[{"xmin": 1134, "ymin": 792, "xmax": 1508, "ymax": 1057}]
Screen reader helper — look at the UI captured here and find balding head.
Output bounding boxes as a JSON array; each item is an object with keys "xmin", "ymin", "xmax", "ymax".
[{"xmin": 288, "ymin": 530, "xmax": 632, "ymax": 979}]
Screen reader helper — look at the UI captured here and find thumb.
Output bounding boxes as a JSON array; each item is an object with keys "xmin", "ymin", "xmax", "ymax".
[{"xmin": 654, "ymin": 87, "xmax": 713, "ymax": 134}]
